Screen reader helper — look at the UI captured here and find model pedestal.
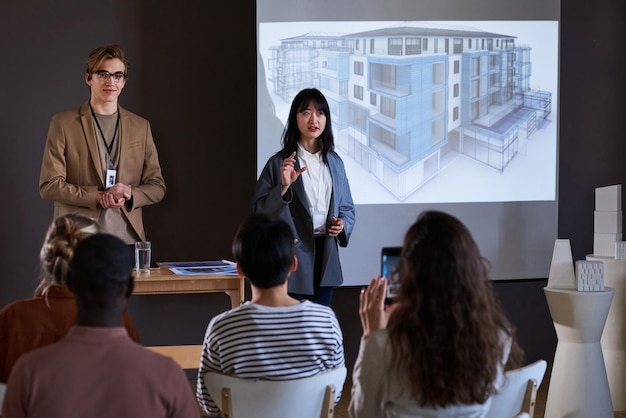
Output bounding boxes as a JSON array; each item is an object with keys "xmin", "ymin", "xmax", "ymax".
[
  {"xmin": 544, "ymin": 287, "xmax": 614, "ymax": 418},
  {"xmin": 587, "ymin": 256, "xmax": 626, "ymax": 410}
]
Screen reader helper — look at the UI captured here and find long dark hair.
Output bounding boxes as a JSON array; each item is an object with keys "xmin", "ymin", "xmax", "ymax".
[
  {"xmin": 279, "ymin": 88, "xmax": 334, "ymax": 163},
  {"xmin": 387, "ymin": 210, "xmax": 523, "ymax": 407}
]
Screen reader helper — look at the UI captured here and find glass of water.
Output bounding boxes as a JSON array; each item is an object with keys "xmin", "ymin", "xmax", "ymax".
[{"xmin": 134, "ymin": 241, "xmax": 151, "ymax": 275}]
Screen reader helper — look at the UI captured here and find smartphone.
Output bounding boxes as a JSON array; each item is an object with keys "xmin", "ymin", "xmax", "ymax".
[{"xmin": 381, "ymin": 247, "xmax": 402, "ymax": 304}]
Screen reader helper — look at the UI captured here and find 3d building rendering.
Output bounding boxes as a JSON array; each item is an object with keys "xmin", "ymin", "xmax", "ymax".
[{"xmin": 266, "ymin": 25, "xmax": 553, "ymax": 199}]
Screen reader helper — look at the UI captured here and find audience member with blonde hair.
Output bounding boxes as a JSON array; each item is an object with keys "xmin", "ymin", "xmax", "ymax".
[
  {"xmin": 2, "ymin": 233, "xmax": 198, "ymax": 417},
  {"xmin": 0, "ymin": 214, "xmax": 140, "ymax": 383},
  {"xmin": 349, "ymin": 210, "xmax": 523, "ymax": 418}
]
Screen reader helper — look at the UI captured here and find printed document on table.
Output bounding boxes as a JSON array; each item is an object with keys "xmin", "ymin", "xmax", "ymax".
[{"xmin": 158, "ymin": 260, "xmax": 238, "ymax": 275}]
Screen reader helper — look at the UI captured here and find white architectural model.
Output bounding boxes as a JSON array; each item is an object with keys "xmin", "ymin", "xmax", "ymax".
[
  {"xmin": 546, "ymin": 239, "xmax": 575, "ymax": 289},
  {"xmin": 576, "ymin": 260, "xmax": 604, "ymax": 291},
  {"xmin": 615, "ymin": 241, "xmax": 626, "ymax": 260},
  {"xmin": 594, "ymin": 184, "xmax": 622, "ymax": 257},
  {"xmin": 589, "ymin": 184, "xmax": 626, "ymax": 409},
  {"xmin": 545, "ymin": 184, "xmax": 624, "ymax": 414}
]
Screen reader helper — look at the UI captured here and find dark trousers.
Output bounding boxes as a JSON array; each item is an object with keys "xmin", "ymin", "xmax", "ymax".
[{"xmin": 290, "ymin": 236, "xmax": 334, "ymax": 307}]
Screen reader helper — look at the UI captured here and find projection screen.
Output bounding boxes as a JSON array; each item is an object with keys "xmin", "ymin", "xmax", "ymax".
[{"xmin": 256, "ymin": 0, "xmax": 560, "ymax": 285}]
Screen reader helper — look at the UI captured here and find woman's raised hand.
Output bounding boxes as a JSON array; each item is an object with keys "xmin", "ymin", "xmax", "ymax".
[
  {"xmin": 359, "ymin": 277, "xmax": 395, "ymax": 339},
  {"xmin": 280, "ymin": 151, "xmax": 306, "ymax": 193}
]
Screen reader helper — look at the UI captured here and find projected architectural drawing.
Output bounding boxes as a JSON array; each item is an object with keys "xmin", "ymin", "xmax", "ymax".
[{"xmin": 260, "ymin": 22, "xmax": 556, "ymax": 202}]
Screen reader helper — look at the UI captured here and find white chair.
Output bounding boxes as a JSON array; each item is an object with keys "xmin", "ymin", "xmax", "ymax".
[
  {"xmin": 486, "ymin": 359, "xmax": 548, "ymax": 418},
  {"xmin": 203, "ymin": 366, "xmax": 347, "ymax": 418}
]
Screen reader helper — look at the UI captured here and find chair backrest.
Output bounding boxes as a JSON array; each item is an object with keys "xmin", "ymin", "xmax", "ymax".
[
  {"xmin": 203, "ymin": 366, "xmax": 347, "ymax": 418},
  {"xmin": 486, "ymin": 359, "xmax": 547, "ymax": 418}
]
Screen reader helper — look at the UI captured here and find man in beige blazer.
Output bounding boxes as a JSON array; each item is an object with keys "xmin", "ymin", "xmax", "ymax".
[{"xmin": 39, "ymin": 45, "xmax": 166, "ymax": 244}]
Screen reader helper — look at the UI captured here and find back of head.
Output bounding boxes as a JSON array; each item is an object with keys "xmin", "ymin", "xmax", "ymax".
[
  {"xmin": 37, "ymin": 214, "xmax": 100, "ymax": 297},
  {"xmin": 400, "ymin": 210, "xmax": 487, "ymax": 300},
  {"xmin": 388, "ymin": 210, "xmax": 518, "ymax": 407},
  {"xmin": 69, "ymin": 233, "xmax": 134, "ymax": 314},
  {"xmin": 232, "ymin": 214, "xmax": 295, "ymax": 288},
  {"xmin": 85, "ymin": 44, "xmax": 129, "ymax": 77}
]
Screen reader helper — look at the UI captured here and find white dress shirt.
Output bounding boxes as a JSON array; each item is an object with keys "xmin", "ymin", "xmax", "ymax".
[{"xmin": 297, "ymin": 143, "xmax": 332, "ymax": 235}]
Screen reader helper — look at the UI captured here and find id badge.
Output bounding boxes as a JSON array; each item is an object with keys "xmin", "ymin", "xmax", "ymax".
[
  {"xmin": 313, "ymin": 211, "xmax": 326, "ymax": 234},
  {"xmin": 106, "ymin": 169, "xmax": 117, "ymax": 189}
]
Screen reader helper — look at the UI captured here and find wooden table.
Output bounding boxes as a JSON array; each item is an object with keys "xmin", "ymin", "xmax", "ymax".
[
  {"xmin": 133, "ymin": 267, "xmax": 245, "ymax": 368},
  {"xmin": 133, "ymin": 267, "xmax": 245, "ymax": 309}
]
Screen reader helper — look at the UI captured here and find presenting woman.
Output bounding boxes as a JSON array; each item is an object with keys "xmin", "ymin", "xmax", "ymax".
[{"xmin": 252, "ymin": 88, "xmax": 355, "ymax": 307}]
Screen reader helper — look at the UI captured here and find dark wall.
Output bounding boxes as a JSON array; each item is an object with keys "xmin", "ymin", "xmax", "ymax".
[
  {"xmin": 559, "ymin": 0, "xmax": 626, "ymax": 261},
  {"xmin": 1, "ymin": 0, "xmax": 624, "ymax": 371}
]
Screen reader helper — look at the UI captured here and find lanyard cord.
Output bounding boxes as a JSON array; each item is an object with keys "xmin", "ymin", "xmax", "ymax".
[{"xmin": 90, "ymin": 105, "xmax": 120, "ymax": 168}]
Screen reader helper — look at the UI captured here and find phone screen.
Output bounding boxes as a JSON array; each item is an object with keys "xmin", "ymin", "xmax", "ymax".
[{"xmin": 381, "ymin": 247, "xmax": 401, "ymax": 303}]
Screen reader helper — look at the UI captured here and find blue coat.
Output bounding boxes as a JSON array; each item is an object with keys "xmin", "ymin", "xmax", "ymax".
[{"xmin": 252, "ymin": 151, "xmax": 356, "ymax": 294}]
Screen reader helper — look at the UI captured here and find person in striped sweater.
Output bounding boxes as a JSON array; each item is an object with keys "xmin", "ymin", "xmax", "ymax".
[{"xmin": 196, "ymin": 213, "xmax": 345, "ymax": 416}]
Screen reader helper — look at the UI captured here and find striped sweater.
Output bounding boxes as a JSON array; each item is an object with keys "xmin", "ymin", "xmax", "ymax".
[{"xmin": 196, "ymin": 300, "xmax": 345, "ymax": 415}]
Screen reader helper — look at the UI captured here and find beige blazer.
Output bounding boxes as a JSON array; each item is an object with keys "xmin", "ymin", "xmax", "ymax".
[{"xmin": 39, "ymin": 102, "xmax": 166, "ymax": 241}]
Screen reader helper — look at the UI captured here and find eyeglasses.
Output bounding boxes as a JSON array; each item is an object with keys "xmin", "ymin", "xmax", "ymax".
[{"xmin": 94, "ymin": 70, "xmax": 126, "ymax": 82}]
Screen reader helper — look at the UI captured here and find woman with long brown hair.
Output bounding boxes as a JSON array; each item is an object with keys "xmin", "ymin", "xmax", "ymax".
[{"xmin": 349, "ymin": 210, "xmax": 523, "ymax": 417}]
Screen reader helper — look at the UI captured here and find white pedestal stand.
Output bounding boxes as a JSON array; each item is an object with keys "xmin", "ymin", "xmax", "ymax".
[
  {"xmin": 587, "ymin": 256, "xmax": 626, "ymax": 411},
  {"xmin": 544, "ymin": 287, "xmax": 614, "ymax": 418}
]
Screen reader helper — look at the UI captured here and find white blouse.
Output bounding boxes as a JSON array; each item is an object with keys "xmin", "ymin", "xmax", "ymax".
[{"xmin": 297, "ymin": 144, "xmax": 332, "ymax": 235}]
